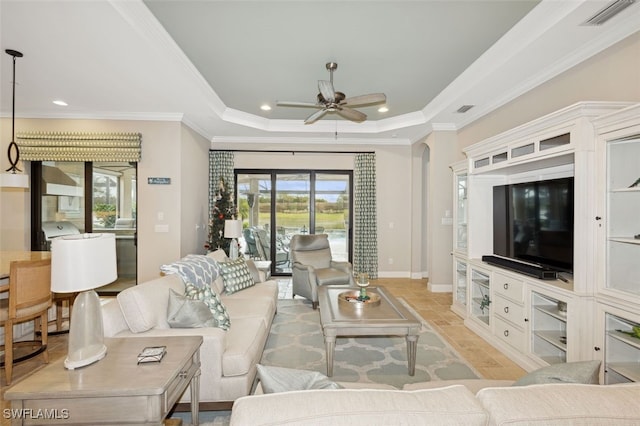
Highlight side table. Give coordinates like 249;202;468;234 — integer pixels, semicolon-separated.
4;336;202;426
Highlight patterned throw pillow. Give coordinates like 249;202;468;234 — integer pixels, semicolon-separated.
184;283;231;331
160;254;220;289
218;258;256;294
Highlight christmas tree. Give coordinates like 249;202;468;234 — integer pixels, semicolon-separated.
206;177;237;255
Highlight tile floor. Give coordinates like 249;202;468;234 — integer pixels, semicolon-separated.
1;278;526;425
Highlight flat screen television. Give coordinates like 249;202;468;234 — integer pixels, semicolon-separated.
492;177;574;274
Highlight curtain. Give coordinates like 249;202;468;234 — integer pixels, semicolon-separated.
353;152;378;278
208;151;235;248
16;132;141;162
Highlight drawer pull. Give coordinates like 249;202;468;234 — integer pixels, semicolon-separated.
179;371;188;379
504;306;509;314
503;283;509;290
503;330;509;337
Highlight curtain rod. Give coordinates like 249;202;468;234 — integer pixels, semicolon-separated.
210;149;375;155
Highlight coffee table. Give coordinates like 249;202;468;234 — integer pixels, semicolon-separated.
4;336;202;426
318;286;421;377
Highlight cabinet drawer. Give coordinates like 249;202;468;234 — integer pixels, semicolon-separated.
494;316;526;352
493;294;525;325
493;272;524;302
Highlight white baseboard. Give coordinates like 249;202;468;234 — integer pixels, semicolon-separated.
428;283;453;293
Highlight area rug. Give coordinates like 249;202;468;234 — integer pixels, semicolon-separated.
173;297;481;425
260;298;481;389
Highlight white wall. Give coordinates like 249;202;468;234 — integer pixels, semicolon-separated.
0;117;209;282
458;31;640;151
215;142;415;277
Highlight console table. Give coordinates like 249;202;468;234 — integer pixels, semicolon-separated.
4;336;202;426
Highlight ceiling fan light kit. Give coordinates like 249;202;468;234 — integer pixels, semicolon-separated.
277;62;387;124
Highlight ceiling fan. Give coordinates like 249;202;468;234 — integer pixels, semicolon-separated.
276;62;387;124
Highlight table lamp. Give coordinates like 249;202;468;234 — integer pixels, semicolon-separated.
51;233;117;369
224;219;243;260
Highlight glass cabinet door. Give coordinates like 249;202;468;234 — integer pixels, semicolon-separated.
605;137;640;297
455;172;468;252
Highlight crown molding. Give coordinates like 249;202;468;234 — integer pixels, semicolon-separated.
211;135;411;146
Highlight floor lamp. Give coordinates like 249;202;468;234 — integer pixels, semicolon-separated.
51;233;117;369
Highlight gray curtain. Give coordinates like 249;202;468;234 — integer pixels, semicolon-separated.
209;150;235;220
353;153;378;278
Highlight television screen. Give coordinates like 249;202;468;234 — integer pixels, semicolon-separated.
493;177;574;273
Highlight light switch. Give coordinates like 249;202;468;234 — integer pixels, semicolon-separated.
155;224;169;233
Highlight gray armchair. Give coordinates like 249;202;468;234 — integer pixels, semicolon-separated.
290;234;355;309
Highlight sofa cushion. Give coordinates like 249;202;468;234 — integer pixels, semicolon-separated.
117;274;184;333
403;379;515;394
230;385;488;426
167;288;216;328
184;283;231;331
512;360;600;386
160;254;219;289
223;317;268;377
256;365;343;393
219;258;256;294
477;383;640;425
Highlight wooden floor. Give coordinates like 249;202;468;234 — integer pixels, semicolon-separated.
0;278;526;425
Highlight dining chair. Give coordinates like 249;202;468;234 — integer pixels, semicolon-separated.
0;259;53;385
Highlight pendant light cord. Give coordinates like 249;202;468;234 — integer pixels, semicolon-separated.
5;49;22;174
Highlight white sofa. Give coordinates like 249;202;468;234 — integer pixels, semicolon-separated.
100;250;278;406
230;379;640;425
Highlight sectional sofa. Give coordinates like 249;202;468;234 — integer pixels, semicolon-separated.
100;249;278;407
230;379;640;425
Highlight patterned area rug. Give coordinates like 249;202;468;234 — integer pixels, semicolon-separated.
174;297;480;425
260;298;480;388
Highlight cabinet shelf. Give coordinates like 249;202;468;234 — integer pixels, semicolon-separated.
534;330;567;351
534;305;568;322
608;330;640;350
610;187;640;193
609;237;640;245
607;362;640;382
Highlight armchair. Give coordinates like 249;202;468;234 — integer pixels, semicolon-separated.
290;234;355;309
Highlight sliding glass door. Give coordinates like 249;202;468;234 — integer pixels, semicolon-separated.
236;170;352;275
31;161;137;293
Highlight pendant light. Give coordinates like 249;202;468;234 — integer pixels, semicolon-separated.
1;49;29;188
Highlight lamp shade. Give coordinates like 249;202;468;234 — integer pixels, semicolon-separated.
51;233;117;293
224;219;243;239
0;172;29;188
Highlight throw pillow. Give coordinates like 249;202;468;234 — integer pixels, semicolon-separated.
167;289;215;328
184;283;231;331
244;258;262;283
256;365;344;394
160;254;220;289
218;258;256;294
512;360;601;386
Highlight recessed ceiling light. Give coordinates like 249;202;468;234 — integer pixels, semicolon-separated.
378;106;389;113
53;100;68;106
260;104;271;111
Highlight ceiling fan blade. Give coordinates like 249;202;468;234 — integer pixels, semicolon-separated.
304;108;328;124
276;100;322;108
337;107;366;122
318;80;335;103
342;93;386;107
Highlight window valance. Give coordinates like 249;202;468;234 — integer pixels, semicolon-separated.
16;132;142;162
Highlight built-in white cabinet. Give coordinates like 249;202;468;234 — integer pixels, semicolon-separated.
592;104;640;384
469;266;491;328
451;256;468;317
452;102;638;374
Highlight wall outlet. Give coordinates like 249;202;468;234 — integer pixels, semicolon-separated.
388;258;394;265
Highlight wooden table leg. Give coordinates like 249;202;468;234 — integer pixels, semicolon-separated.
191;368;201;426
406;335;419;376
324;335;336;377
